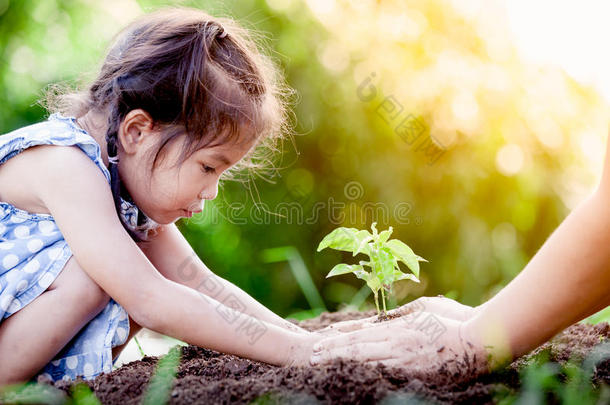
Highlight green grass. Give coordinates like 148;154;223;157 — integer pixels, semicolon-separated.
140;345;182;405
261;246;327;313
0;381;67;405
495;343;610;404
0;344;183;405
584;306;610;325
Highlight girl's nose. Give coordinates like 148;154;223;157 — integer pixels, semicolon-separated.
200;181;219;201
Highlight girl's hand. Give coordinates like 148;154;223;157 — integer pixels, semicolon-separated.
310;315;489;382
287;332;325;367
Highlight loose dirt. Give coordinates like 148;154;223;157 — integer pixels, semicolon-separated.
45;311;610;404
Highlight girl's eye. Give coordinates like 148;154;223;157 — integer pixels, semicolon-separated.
202;164;216;174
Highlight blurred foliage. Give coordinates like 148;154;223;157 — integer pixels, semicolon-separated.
1;0;609;317
494;344;610;404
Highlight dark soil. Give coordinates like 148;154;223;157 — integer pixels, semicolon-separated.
43;312;610;404
372;311;402;323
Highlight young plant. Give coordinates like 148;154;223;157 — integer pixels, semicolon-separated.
317;222;426;316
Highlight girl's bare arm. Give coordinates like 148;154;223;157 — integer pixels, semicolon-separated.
35;146;316;366
139;223;307;333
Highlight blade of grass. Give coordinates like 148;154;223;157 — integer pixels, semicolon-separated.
261;246;326;311
348;284;371;309
134;336;146;357
71;382;101;405
140;346;181;405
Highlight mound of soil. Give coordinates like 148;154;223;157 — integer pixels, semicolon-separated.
47;311;610;404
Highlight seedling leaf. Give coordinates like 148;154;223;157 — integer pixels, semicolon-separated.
316;223;425;316
317;227;358;251
317;227;372;256
378;226;393;244
377;247;395;285
416;255;428;262
364;272;382;293
394;269;420;283
386;239;421;277
347;267;381;292
352;268;371;281
353;235;374;256
326;263;364;278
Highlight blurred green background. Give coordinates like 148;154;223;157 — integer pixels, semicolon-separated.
1;0;609;319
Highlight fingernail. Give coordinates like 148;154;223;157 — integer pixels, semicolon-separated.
310;355;319;365
313;344;321;352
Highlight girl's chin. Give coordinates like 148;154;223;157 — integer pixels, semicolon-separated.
180;209;194;219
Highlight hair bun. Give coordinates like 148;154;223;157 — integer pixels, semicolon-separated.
217;23;228;38
204;20;227;39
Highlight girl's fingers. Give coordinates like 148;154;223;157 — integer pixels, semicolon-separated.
314;324;394;352
310;342;397;365
319;317;376;333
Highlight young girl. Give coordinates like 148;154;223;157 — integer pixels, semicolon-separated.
0;8;320;384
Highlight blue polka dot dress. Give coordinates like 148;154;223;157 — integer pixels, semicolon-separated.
0;113;161;382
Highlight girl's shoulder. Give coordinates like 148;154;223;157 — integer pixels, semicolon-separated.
0;114;110;181
0;114;112;217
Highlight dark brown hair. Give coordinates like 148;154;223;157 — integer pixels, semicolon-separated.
45;7;291;242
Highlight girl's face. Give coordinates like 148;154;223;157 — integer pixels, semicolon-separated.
120;123;256;225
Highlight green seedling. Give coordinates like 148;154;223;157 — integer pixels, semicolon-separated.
317;222;426;316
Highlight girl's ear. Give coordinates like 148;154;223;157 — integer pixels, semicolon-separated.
118;109;155;155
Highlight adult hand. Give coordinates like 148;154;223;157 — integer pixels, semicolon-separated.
310;314;489;382
390;296;480;322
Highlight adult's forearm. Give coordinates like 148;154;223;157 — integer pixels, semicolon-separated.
466;192;610;363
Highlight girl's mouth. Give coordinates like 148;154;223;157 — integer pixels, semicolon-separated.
184;209;203;218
